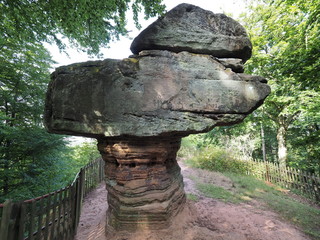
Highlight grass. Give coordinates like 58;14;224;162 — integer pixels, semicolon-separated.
196;183;240;203
186;193;199;201
191;171;320;239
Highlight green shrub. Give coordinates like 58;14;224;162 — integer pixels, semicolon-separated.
177;135;200;158
187;146;251;174
69;140;100;173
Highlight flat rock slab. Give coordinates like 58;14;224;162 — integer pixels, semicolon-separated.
131;3;252;62
45;50;270;138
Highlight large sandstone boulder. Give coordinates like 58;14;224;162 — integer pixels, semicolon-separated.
45;50;269;138
131;4;252;62
44;3;270;235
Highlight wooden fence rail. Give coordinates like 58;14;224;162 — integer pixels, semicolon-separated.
245;159;320;202
0;158;105;240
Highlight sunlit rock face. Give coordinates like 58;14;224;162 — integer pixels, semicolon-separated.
44;3;270;234
130;3;252;62
45;50;269;138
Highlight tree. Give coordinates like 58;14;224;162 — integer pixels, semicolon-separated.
198;114;263;161
198;0;319;174
240;0;320;171
0;0;165;55
0;0;166;201
0;29;78;200
0;126;72;202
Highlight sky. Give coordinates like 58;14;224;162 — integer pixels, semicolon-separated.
49;0;247;145
47;0;247;69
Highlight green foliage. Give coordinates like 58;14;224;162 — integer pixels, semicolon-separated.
243;0;320;172
186;146;251;174
244;0;320;89
177;135;202;158
0;24;74;202
202;115;266;161
201;0;320;174
68;140;100;175
0;126;72;202
0;0;165;202
0;0;166;55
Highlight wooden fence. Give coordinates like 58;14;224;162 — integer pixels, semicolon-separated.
245;160;320;202
0;158;105;240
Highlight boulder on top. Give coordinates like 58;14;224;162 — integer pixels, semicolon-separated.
130;3;252;62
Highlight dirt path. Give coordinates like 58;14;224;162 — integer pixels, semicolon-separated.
75;161;311;240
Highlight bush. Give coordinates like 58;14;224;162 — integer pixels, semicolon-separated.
187;146;251;174
177;136;198;158
68;140;101;174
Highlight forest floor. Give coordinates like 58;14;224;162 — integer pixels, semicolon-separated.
74;160;315;240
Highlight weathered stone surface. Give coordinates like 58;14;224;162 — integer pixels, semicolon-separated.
130;4;252;62
44;3;271;235
216;58;244;73
237;73;268;83
97;136;185;231
44;50;270;138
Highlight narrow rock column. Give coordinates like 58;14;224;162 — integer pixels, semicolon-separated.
97;136;186;231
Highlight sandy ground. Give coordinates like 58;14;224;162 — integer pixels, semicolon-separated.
74;161;311;240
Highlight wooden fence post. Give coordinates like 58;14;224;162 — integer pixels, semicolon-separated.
0;158;105;240
265;161;270;182
17;203;26;240
0;200;12;240
0;200;25;240
74;169;84;232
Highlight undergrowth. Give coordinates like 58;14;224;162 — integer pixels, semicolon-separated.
185;146;251;174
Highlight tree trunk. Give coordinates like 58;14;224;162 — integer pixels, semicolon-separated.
260;123;267;162
277;124;287;167
3;163;9;195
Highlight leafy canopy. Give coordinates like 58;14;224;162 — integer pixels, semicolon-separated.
0;0;166;55
193;0;320;174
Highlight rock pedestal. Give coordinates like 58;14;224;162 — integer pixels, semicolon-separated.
97;136;185;231
44;3;271;235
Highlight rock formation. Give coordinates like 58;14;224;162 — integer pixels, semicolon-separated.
44;3;270;235
130;4;252;62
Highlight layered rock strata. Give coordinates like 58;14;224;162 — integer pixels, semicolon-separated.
44;3;271;234
45;50;269;138
97;137;185;231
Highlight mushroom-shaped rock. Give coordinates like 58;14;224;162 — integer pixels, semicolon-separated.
44;4;270;236
130;4;252;62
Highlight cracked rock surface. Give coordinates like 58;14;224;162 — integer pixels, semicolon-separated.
130;3;253;62
45;50;269;138
44;3;271;234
